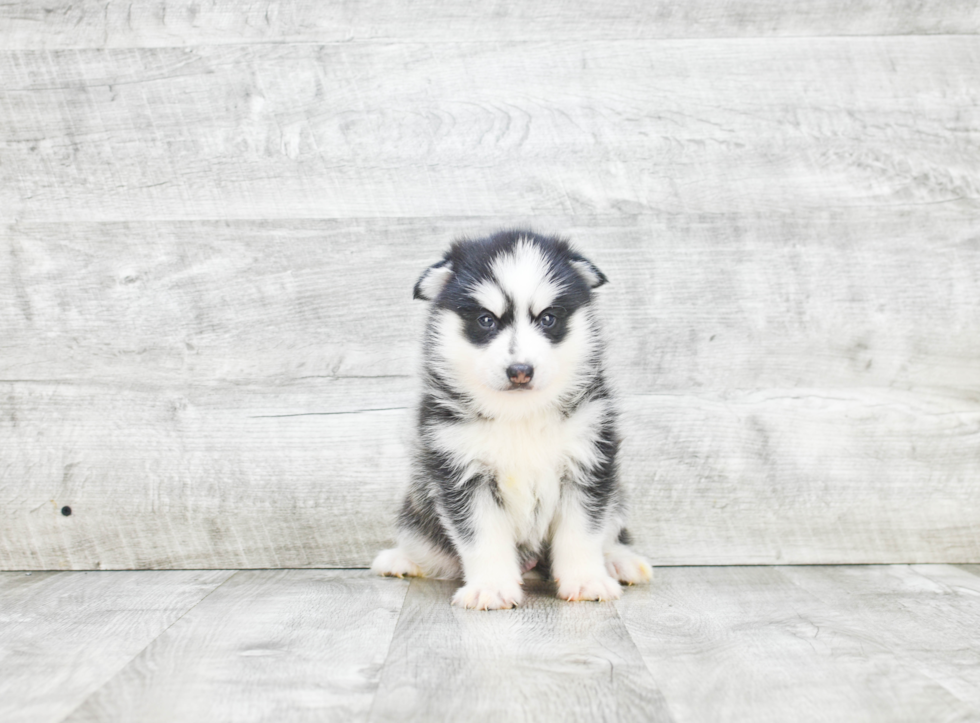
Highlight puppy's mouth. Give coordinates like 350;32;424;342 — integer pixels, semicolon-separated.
505;382;534;392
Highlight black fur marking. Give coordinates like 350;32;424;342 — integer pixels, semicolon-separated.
617;528;633;546
418;390;462;426
459;300;515;347
397;483;456;556
439;471;486;544
576;415;622;533
428;230;602;345
408;445;503;548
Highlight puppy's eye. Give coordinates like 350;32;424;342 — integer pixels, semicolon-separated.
477;313;496;329
539;312;557;328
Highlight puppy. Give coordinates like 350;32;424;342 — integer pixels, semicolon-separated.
372;230;651;609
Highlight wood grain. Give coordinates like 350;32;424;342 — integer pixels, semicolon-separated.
4;212;979;391
64;570;409;723
369;576;674;723
1;0;978;49
2;38;978;223
616;566;980;722
0;569;233;723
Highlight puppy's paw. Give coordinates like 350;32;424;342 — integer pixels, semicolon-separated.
556;573;622;602
452;579;524;610
605;549;653;585
371;548;424;578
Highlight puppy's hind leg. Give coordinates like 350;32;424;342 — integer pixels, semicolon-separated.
371;546;423;578
604;534;653;586
371;532;461;580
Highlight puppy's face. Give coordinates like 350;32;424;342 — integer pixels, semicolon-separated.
415;234;606;418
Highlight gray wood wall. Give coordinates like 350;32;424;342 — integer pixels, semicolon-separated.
2;1;979;569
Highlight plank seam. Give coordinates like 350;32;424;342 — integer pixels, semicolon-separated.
365;576;424;722
53;570;240;723
612;592;681;722
6;33;980;52
955;565;980;580
249;406;408;418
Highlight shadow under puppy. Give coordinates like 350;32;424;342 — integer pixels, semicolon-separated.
372;230;651;609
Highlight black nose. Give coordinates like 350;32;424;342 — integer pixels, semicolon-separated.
507;363;534;385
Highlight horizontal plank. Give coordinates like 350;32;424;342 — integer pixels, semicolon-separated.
1;0;978;49
0;570;233;723
0;381;411;569
4;212;979;393
2;381;977;569
621;390;980;565
2;38;978;222
616;566;980;722
369;577;673;723
64;570;409;723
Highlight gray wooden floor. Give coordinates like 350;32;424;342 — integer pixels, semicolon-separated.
3;565;979;722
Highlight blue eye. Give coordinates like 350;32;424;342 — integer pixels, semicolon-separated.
478;313;496;329
539;312;557;328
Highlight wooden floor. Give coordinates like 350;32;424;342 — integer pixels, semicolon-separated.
3;565;980;722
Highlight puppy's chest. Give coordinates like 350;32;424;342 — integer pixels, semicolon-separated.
443;411;598;531
479;417;566;487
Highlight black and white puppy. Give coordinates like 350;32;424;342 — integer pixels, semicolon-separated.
372;230;651;609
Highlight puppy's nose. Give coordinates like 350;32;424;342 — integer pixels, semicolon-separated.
507;363;534;385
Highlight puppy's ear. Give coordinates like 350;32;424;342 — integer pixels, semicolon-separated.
569;253;608;289
413;258;454;301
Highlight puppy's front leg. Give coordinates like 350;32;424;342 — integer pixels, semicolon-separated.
447;483;523;610
551;489;622;602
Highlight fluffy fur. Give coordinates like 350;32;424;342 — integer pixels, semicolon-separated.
372;230;652;609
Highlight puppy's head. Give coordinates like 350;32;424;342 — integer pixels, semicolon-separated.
415;231;607;418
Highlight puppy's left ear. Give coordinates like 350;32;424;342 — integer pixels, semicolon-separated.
413;257;454;301
570;253;608;289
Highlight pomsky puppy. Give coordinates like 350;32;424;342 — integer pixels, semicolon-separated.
372;230;652;609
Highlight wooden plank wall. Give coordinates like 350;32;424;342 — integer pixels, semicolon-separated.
1;2;978;569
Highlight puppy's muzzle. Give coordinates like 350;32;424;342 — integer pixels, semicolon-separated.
506;363;534;387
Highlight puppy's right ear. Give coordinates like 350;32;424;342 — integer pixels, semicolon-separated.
413;258;454;301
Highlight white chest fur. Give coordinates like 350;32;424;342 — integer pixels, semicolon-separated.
428;399;609;544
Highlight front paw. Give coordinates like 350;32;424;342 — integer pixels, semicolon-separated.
452;579;524;610
556;573;622;602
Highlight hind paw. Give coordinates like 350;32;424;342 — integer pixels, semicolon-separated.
605;549;653;585
371;548;424;578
